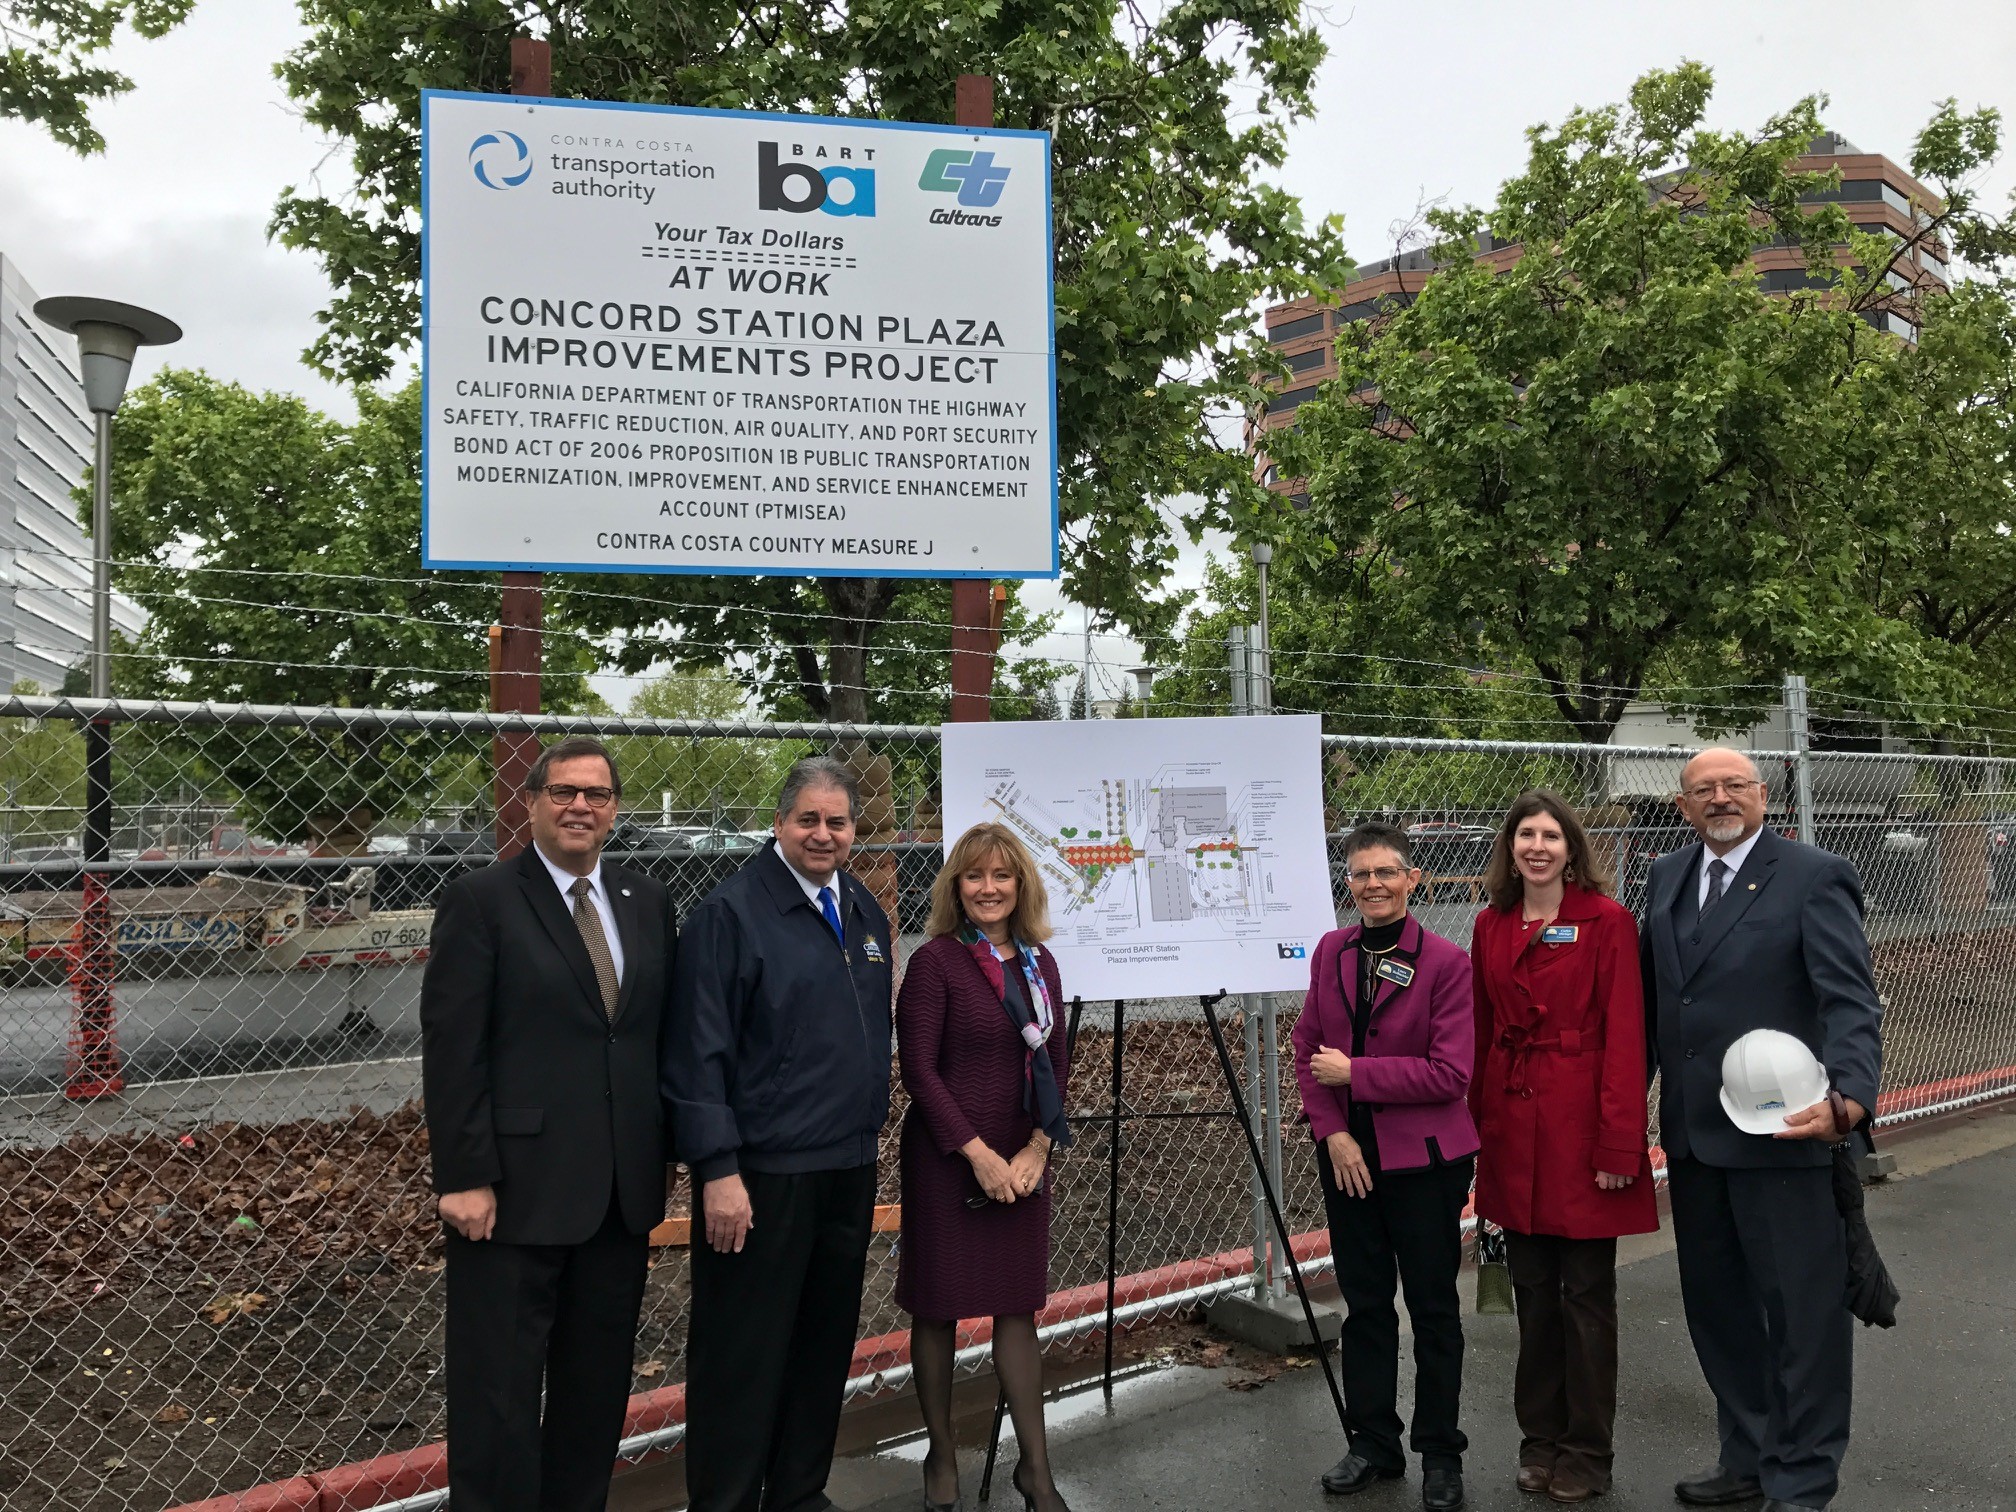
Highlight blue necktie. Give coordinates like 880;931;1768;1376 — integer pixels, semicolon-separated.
819;886;844;944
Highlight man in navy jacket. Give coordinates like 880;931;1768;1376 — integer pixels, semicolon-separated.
667;755;894;1512
1642;748;1883;1512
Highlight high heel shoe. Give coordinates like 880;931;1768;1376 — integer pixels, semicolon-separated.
1012;1463;1071;1512
921;1449;962;1512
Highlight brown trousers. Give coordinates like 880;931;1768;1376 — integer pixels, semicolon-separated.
1507;1232;1620;1490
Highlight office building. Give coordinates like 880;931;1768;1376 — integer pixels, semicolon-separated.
0;253;146;691
1253;135;1949;504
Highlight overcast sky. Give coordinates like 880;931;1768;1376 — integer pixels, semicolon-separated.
2;0;2012;708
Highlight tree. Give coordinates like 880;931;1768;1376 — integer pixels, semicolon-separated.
99;371;593;844
1273;66;1995;744
610;667;805;830
1834;276;2016;746
0;0;193;152
1149;555;1577;740
571;575;1066;727
1027;680;1062;721
271;0;1348;717
1067;671;1090;722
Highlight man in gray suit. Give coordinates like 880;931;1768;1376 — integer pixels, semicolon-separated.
1642;747;1883;1512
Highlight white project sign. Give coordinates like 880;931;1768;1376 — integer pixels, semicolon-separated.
940;716;1336;1001
419;91;1057;578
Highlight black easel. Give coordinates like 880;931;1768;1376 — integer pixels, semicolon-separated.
1197;990;1350;1434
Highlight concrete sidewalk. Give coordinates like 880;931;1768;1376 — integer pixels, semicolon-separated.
840;1108;2016;1512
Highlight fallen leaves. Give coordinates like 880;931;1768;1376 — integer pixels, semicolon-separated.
201;1292;267;1325
153;1403;190;1424
635;1359;665;1378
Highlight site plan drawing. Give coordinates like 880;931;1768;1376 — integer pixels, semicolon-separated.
940;715;1333;1000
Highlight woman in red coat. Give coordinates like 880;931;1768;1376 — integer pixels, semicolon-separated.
898;822;1073;1512
1470;790;1656;1504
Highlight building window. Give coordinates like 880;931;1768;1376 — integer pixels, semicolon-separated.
1266;384;1319;415
1266;313;1326;344
1285;346;1328;374
1760;267;1831;293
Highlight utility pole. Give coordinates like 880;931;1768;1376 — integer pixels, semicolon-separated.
946;73;1000;722
491;35;551;859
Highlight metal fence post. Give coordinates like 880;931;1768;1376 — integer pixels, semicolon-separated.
1228;629;1271;1299
1785;673;1818;847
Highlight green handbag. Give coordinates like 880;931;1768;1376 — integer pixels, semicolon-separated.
1475;1222;1515;1315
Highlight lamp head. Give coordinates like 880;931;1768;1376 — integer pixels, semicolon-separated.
32;297;181;415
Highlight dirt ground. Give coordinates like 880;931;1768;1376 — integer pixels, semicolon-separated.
3;932;2013;1512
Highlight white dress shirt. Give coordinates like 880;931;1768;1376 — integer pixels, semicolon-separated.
534;843;626;984
776;842;843;925
1698;827;1764;910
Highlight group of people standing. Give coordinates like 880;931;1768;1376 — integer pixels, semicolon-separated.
419;736;1881;1512
421;742;1076;1512
1295;747;1881;1512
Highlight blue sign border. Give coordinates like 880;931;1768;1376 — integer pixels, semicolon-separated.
419;88;1059;580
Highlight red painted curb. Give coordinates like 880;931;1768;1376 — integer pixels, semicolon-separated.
168;1477;321;1512
1876;1063;2016;1116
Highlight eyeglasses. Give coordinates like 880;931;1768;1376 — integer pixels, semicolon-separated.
540;784;616;808
1346;865;1410;885
1681;778;1759;803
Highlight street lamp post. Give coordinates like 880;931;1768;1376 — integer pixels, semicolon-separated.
32;296;181;1099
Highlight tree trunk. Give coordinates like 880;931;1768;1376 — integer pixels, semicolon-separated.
819;578;897;726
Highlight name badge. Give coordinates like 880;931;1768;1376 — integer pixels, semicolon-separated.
1374;958;1415;988
861;936;887;963
1541;924;1579;945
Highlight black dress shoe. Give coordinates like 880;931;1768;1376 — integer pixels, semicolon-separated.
1674;1465;1764;1505
1322;1453;1403;1495
1422;1468;1465;1510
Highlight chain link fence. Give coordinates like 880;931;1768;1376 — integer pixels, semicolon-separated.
3;696;2014;1511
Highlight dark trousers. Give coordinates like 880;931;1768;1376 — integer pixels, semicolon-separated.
1316;1140;1474;1472
1667;1157;1854;1508
1506;1232;1619;1489
686;1164;876;1512
443;1191;650;1512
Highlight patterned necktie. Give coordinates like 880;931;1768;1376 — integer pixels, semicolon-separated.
568;877;620;1017
1701;857;1731;919
819;886;844;945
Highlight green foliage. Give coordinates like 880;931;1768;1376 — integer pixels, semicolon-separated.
0;0;194;152
1149;557;1576;740
608;667;805;827
1271;66;2012;745
566;573;1065;727
272;0;1348;675
1832;276;2016;745
99;371;593;843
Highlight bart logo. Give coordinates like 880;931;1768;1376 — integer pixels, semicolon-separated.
758;142;876;217
1277;942;1308;960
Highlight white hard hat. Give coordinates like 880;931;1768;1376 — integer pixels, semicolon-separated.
1719;1029;1830;1135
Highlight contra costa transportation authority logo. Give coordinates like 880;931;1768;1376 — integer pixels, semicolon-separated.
469;131;533;189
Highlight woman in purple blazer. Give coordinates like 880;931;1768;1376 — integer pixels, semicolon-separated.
1291;820;1479;1512
897;822;1073;1512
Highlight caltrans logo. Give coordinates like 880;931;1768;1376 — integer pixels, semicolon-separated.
919;149;1011;208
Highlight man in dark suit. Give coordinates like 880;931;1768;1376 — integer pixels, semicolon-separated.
666;755;895;1512
421;736;676;1512
1642;747;1883;1512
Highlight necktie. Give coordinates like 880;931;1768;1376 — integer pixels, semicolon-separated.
568;877;620;1017
1701;857;1731;919
819;886;844;944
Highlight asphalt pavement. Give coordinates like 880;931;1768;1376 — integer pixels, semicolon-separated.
836;1109;2016;1512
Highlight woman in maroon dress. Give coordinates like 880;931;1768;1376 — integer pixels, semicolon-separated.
898;821;1072;1512
1470;790;1657;1503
